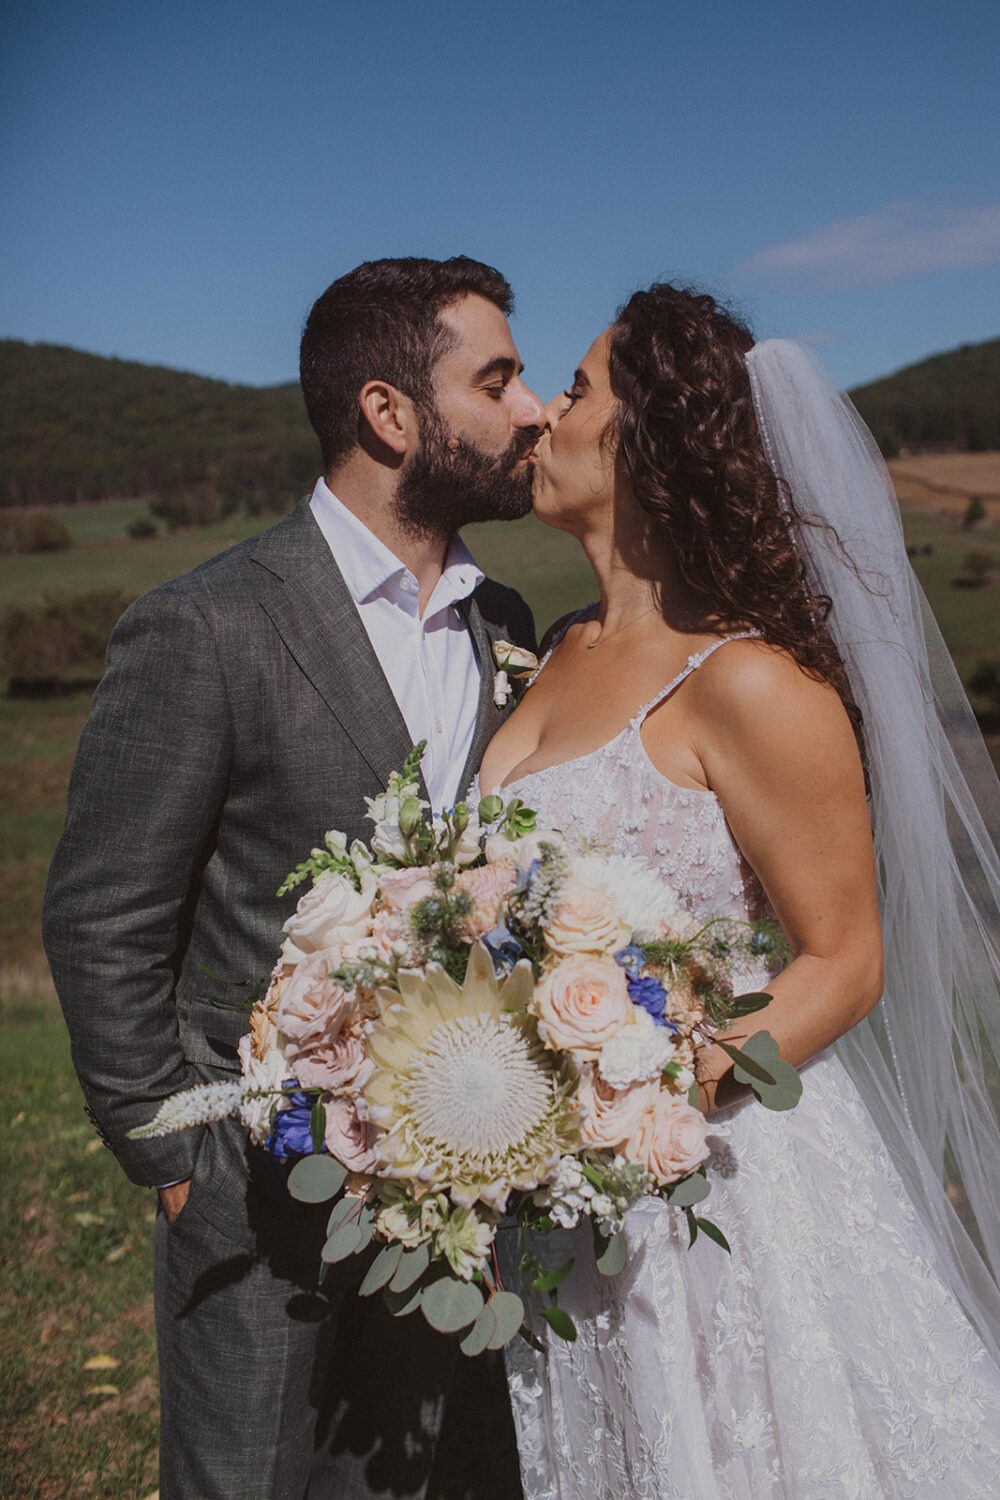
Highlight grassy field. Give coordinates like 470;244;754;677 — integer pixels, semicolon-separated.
1;488;997;1497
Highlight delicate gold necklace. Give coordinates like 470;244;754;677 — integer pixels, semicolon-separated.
585;605;660;649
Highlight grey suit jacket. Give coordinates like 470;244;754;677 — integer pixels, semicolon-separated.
43;498;535;1190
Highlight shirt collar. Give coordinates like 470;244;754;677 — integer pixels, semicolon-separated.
309;478;483;611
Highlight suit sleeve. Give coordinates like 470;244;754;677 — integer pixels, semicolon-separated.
43;586;234;1187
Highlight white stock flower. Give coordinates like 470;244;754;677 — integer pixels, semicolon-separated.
435;1206;496;1279
493;670;512;708
598;1008;677;1088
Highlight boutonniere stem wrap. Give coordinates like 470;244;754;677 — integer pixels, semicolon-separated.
492;640;539;708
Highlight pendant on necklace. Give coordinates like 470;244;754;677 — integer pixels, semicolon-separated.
586;640;599;649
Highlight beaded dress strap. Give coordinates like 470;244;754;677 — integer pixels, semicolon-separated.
632;631;762;724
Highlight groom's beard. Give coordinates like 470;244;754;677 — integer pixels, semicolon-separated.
393;404;539;540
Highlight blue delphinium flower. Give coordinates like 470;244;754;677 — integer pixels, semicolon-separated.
750;927;776;956
265;1088;322;1160
482;923;526;976
615;944;647;980
627;976;678;1032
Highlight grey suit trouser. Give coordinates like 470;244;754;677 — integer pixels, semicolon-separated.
153;1110;522;1499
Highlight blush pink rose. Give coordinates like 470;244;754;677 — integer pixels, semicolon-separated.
293;1017;374;1093
377;867;436;913
454;860;519;941
323;1097;379;1173
277;948;353;1047
534;954;632;1057
544;881;631;957
280;872;375;962
628;1090;711;1186
577;1065;657;1151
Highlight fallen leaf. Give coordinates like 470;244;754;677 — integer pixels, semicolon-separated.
83;1355;120;1371
141;1491;160;1500
105;1245;128;1263
85;1139;103;1154
86;1384;120;1397
12;1111;26;1127
73;1212;106;1228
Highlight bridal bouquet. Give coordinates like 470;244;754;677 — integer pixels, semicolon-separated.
132;745;800;1353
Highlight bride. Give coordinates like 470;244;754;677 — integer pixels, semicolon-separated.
478;283;1000;1497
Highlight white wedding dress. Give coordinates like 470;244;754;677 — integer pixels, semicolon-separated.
494;638;1000;1500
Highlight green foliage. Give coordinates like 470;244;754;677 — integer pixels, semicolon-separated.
0;338;319;514
1;589;132;694
0;509;72;553
849;338;1000;457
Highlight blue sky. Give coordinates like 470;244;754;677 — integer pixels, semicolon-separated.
2;0;998;399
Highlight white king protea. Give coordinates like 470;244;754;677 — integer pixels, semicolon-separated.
363;943;579;1211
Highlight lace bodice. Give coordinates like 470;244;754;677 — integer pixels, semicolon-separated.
485;631;770;928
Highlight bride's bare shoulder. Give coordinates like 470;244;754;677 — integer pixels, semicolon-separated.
692;636;854;746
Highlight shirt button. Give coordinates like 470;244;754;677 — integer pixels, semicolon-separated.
400;576;416;592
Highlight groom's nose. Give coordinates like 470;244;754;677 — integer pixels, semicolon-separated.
510;379;547;430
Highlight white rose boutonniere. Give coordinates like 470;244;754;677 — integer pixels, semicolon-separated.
492;639;539;708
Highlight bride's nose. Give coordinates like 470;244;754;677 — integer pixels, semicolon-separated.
544;393;564;429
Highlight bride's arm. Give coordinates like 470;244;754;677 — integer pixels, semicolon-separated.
681;641;883;1115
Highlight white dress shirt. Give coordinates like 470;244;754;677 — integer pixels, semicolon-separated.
309;478;484;811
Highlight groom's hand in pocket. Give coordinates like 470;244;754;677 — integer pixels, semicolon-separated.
159;1179;192;1224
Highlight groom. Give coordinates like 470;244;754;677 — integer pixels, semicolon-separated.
43;256;543;1498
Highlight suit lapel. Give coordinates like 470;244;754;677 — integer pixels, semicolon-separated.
457;593;512;798
250;502;420;792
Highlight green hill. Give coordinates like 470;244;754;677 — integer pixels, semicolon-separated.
0;340;319;511
3;334;999;511
848;338;1000;457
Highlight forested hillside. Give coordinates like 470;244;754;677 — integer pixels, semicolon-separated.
3;334;999;511
848;338;1000;457
0;341;318;510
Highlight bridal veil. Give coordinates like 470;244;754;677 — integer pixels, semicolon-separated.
746;340;1000;1357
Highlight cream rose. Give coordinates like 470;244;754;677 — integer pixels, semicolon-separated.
492;639;538;675
544;881;631;957
534;954;632;1056
276;948;353;1047
280;871;376;963
484;827;570;867
629;1090;711;1186
577;1064;657;1151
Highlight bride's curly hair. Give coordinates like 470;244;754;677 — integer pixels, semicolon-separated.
608;282;865;759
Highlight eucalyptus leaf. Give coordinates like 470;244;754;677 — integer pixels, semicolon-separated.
531;1258;574;1292
666;1173;710;1207
694;1216;732;1254
715;1038;776;1086
485;1291;525;1349
595;1232;627;1277
321;1219;364;1264
327;1196;364;1237
358;1243;404;1296
389;1241;431;1293
459;1303;498;1357
383;1281;425;1317
732;1031;803;1111
540;1305;577;1343
288;1154;347;1204
420;1277;484;1334
688;1081;701;1109
728;992;772;1016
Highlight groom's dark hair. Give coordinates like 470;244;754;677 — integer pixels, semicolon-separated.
300;256;514;470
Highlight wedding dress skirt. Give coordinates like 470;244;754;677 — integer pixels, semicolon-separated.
492;664;1000;1499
